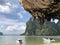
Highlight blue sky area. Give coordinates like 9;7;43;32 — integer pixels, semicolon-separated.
0;0;31;34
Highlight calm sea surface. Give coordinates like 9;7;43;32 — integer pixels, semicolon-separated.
0;36;60;45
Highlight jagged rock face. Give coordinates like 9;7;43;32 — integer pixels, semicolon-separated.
20;0;60;24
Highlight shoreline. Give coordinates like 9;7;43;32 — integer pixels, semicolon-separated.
42;42;60;45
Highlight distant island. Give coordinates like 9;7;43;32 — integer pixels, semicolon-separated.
0;32;3;35
24;17;60;36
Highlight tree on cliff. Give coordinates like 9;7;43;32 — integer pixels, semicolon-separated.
40;22;58;36
26;17;59;36
25;18;37;35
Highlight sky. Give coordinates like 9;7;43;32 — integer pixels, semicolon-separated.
0;0;31;34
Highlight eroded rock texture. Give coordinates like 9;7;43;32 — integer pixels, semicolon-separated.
20;0;60;24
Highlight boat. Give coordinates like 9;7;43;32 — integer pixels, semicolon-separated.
42;38;55;43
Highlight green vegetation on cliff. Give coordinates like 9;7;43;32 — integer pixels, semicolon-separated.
25;18;60;36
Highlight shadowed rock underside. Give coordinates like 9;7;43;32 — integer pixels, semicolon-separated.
20;0;60;24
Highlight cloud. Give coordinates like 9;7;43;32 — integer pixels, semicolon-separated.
0;15;26;34
6;23;26;32
20;6;24;9
5;2;12;6
0;5;11;13
21;10;28;14
6;25;18;31
12;4;19;8
0;22;26;34
17;13;23;19
5;22;26;34
0;16;18;24
0;23;26;34
0;0;19;13
0;0;11;13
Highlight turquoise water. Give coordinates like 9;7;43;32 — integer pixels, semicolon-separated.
0;36;60;45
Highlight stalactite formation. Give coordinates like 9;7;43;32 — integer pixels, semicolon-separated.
20;0;60;24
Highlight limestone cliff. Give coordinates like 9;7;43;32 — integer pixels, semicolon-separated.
20;0;60;24
25;18;60;36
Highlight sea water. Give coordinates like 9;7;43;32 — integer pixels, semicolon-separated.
0;36;60;45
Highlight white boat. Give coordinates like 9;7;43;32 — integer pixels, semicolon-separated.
42;38;55;43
